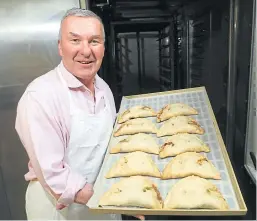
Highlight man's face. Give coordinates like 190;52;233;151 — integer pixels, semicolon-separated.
58;16;105;82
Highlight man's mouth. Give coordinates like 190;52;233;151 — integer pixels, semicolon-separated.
78;61;93;64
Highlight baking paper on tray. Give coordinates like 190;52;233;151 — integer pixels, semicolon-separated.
88;88;239;212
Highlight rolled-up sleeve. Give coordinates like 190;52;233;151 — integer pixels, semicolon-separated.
15;90;87;206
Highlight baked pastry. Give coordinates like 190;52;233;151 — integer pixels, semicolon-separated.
157;116;204;137
162;152;220;180
105;151;161;178
110;133;159;154
118;105;157;124
99;176;163;209
114;118;158;137
157;103;198;122
163;175;229;209
159;133;210;158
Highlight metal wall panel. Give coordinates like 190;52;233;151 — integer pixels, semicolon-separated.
0;166;11;219
0;0;80;219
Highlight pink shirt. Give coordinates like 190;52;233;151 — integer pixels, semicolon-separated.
15;62;117;205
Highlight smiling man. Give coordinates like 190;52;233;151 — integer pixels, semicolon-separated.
15;8;144;220
59;14;105;93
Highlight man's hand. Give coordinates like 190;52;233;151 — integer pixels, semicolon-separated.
124;215;145;220
56;183;94;210
57;184;145;221
74;183;94;205
133;215;145;220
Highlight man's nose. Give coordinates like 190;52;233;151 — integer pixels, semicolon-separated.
80;41;91;57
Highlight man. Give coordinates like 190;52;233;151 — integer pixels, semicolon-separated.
15;8;144;220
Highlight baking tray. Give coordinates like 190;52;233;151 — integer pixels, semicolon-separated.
87;87;247;216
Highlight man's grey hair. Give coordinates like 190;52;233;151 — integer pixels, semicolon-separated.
58;8;105;41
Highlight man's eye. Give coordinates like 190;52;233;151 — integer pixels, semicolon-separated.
91;39;99;44
72;39;80;43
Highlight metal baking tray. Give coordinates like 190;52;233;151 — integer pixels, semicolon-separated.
87;87;247;216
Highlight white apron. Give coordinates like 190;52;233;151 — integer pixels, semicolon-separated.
25;68;122;220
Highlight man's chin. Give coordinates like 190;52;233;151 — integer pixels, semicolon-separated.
75;71;96;82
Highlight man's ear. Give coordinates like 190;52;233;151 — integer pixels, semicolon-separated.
58;40;63;57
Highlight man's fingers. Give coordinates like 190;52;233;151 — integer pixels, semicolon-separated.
134;215;145;220
124;214;145;220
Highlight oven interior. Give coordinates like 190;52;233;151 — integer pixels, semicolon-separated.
93;0;231;135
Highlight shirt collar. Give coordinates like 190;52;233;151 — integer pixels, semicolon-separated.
58;61;100;90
